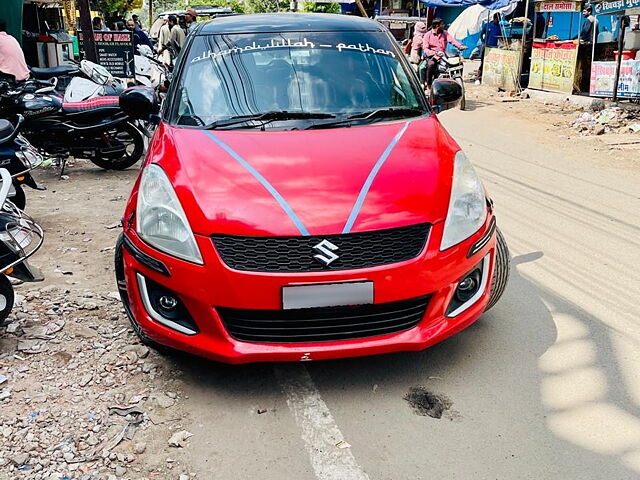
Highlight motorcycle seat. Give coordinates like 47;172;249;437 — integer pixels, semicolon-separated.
30;65;80;79
62;96;121;115
0;120;14;139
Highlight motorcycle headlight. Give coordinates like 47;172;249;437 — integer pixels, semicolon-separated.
136;164;203;264
440;151;487;251
15;146;43;168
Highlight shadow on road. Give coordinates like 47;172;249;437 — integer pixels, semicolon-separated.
168;251;638;478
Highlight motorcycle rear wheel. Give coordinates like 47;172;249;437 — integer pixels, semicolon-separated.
0;275;15;323
455;76;466;111
90;122;144;171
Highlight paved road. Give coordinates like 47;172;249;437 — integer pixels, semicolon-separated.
176;102;640;479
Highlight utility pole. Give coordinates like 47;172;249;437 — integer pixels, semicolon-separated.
77;0;97;63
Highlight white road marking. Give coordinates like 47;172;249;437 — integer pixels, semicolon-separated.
274;364;370;480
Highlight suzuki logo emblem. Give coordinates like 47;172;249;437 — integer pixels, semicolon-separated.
312;239;339;267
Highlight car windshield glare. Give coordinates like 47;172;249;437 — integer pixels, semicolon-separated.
173;31;425;128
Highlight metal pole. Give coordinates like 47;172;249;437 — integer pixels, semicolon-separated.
149;0;153;30
517;0;531;90
355;0;369;17
612;17;628;102
77;0;97;63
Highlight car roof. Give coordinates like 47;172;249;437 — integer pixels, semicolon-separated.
197;13;386;35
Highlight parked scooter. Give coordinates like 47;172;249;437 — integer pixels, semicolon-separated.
0;116;44;210
0;78;150;171
0;167;44;322
63;60;127;103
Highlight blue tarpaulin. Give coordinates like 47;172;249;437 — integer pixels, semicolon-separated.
418;0;519;9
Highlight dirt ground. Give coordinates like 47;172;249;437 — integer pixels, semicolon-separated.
0;83;638;479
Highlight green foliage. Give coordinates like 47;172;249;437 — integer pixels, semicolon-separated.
175;0;246;13
244;0;291;13
301;2;341;13
98;0;137;15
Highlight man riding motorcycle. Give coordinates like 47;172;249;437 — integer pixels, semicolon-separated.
421;18;467;89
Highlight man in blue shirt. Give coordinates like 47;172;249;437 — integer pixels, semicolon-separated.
576;6;598;42
484;13;502;48
126;19;153;52
477;14;502;82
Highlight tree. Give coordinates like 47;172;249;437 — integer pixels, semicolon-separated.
175;0;246;13
97;0;142;16
301;2;341;14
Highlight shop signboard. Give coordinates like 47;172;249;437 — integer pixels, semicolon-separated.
593;0;640;14
529;41;579;94
590;60;640;98
77;31;135;78
535;1;582;12
482;47;521;91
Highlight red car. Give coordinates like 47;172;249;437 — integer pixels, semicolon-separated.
115;14;509;364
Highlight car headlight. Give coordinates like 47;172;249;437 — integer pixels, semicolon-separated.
136;164;203;264
440;151;487;251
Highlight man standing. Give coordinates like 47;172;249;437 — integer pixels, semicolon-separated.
132;14;143;30
422;18;467;88
0;20;29;82
577;6;598;42
167;15;186;58
185;8;198;35
477;13;501;82
157;17;172;66
127;19;153;51
92;16;110;32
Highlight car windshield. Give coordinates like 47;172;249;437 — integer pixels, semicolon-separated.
172;31;426;129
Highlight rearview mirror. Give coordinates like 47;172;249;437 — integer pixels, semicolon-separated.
430;79;462;112
119;86;159;120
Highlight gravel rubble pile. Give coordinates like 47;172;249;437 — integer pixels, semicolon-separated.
0;286;194;480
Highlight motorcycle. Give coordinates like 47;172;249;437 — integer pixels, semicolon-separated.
419;48;467;111
0;116;45;210
0;78;148;172
0;165;44;322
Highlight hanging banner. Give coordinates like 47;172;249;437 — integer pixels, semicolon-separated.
593;0;640;14
482;47;522;91
63;0;76;29
77;31;135;78
590;61;640;98
529;41;578;94
535;1;582;11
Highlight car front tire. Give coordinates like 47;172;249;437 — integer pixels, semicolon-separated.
485;227;510;311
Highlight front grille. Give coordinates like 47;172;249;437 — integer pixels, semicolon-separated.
218;295;430;343
212;223;430;272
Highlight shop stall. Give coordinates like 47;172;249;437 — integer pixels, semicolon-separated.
590;0;640;99
527;0;594;94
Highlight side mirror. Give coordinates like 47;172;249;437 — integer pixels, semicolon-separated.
430;79;462;112
119;86;160;120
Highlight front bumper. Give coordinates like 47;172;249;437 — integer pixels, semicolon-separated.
119;216;496;364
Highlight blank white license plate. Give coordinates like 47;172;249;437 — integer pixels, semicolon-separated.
282;281;373;310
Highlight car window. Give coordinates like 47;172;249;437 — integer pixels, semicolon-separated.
172;31;425;128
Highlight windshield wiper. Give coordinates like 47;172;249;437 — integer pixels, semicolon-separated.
204;111;335;129
346;107;425;121
305;107;425;130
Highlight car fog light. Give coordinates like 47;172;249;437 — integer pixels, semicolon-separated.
455;271;481;302
159;295;178;311
137;274;199;335
446;254;491;317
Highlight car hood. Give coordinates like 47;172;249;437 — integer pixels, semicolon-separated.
151;116;460;236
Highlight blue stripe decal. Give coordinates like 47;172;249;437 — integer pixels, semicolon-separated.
342;121;411;234
203;130;310;236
